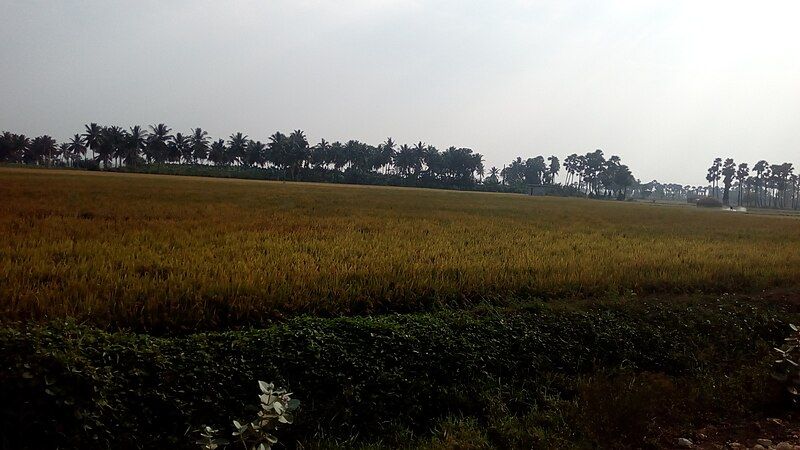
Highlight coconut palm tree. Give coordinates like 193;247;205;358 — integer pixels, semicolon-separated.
244;140;266;167
208;139;227;166
83;123;102;162
66;134;86;166
227;133;249;166
58;142;70;166
95;126;124;169
189;128;209;163
169;133;190;163
310;139;330;169
28;135;58;166
118;126;146;167
145;124;172;163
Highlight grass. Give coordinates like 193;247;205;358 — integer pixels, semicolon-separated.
2;166;800;330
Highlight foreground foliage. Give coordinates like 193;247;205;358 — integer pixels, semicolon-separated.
3;168;800;330
775;324;800;404
0;298;795;449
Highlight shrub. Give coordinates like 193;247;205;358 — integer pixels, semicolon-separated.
0;299;793;449
696;196;723;208
196;381;299;450
774;324;800;405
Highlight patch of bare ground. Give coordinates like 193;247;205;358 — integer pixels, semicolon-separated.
668;415;800;449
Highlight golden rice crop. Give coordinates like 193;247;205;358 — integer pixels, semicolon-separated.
2;167;799;329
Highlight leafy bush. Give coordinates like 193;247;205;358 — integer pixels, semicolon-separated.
196;381;299;450
0;299;793;449
696;196;723;208
774;324;800;404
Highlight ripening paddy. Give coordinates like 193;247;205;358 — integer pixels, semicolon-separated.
2;167;799;329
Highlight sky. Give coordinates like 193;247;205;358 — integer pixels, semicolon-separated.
1;0;799;185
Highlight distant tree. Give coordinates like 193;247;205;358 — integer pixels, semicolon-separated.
58;142;70;165
376;138;395;174
244;140;266;168
267;132;290;174
83;123;102;162
145;124;172;164
582;149;605;196
706;157;722;199
189;128;209;163
721;158;736;205
169;133;190;163
485;166;500;185
28;135;58;166
65;134;87;166
474;153;485;182
393;144;417;177
96;126;124;169
0;132;17;162
122;126;147;167
287;130;310;179
546;156;560;184
613;164;634;199
771;162;794;208
208;139;227;166
752;160;769;207
227;132;248;166
563;153;579;187
310;139;330;169
524;156;546;185
735;162;749;206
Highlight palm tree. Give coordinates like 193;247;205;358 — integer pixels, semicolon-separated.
706;158;722;199
287;130;309;179
58;143;70;166
95;126;124;169
0;132;15;162
721;158;736;205
169;133;190;163
244;140;266;167
485;166;500;185
189;128;209;163
227;133;249;166
83;123;102;162
752;160;769;207
547;156;560;184
735;162;749;206
146;124;172;163
208;139;227;166
28;135;58;166
377;138;395;174
66;134;87;166
12;134;30;164
310;139;330;169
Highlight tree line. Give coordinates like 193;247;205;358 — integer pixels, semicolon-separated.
1;123;644;197
703;157;799;209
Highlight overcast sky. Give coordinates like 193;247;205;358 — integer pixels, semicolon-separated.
2;0;799;184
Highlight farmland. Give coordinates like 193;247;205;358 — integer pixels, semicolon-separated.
3;166;800;449
2;167;800;330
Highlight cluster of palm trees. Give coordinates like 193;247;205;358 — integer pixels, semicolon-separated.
0;124;491;186
562;150;636;199
705;158;798;209
1;123;649;198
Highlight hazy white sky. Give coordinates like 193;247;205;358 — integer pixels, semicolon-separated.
2;0;799;184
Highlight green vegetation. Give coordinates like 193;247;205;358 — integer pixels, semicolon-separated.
2;167;799;448
1;124;641;197
3;168;800;330
1;297;795;449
